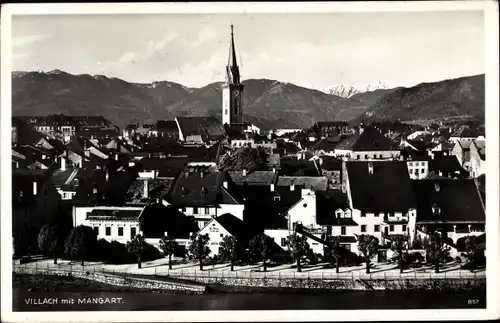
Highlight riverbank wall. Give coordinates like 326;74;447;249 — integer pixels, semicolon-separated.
13;267;206;294
186;276;486;292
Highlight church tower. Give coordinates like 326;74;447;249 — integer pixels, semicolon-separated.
222;25;244;126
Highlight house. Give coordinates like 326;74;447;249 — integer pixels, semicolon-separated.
469;140;485;178
123;124;138;140
73;206;144;244
317;156;343;188
196;213;247;256
139;203;199;252
12;169;62;256
311;137;342;156
429;153;468;179
449;126;481;144
163;170;245;229
175;117;225;144
451;140;472;169
125;178;175;205
412;179;485;254
334;126;400;160
344;161;417;250
148;120;179;140
405;156;429;180
312;121;350;138
277;176;328;191
51;161;82;200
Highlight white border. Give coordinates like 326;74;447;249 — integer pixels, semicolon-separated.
1;1;499;322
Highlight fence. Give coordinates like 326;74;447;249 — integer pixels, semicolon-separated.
13;262;484;281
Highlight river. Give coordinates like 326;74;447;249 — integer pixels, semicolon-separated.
13;288;486;311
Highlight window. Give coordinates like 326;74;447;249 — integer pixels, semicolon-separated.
402;225;407;232
409;162;413;166
356;155;360;160
365;154;368;159
421;168;425;174
410;169;413;174
93;227;99;236
361;225;366;232
379;154;383;159
131;227;137;237
341;226;346;235
220;233;224;238
205;207;210;215
281;238;287;247
274;195;281;202
118;227;124;236
303;203;308;208
389;225;394;232
225;109;228;115
105;227;111;236
193;207;198;214
374;225;380;232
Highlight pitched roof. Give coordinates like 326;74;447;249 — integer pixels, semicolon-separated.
319;156;343;171
12;169;52;207
312;138;340;152
429;155;466;175
51;168;81;188
346;161;416;212
451;126;480;138
139;203;199;239
277;176;328;191
316;190;354;226
412;179;485;223
228;170;278;186
166;171;241;207
87;209;142;221
215;213;246;237
154;120;179;133
335;127;399;151
125;178;175;203
176;117;225;142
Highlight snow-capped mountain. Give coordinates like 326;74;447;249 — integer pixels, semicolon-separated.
322;81;389;98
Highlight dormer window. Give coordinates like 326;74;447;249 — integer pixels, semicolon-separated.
273;195;281;202
200;186;207;197
181;187;187;196
432;203;441;215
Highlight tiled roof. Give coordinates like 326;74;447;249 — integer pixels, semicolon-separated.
228;170;278;186
139;203;199;239
176;117;225;142
429;155;465;174
166;171;241;207
12;169;51;206
412;179;485;223
319;156;343;171
215;213;246;237
316;190;353;226
86;209;142;221
346;161;416;212
451;126;480;138
125;178;175;202
335;127;399;151
154;120;179;133
277;176;328;191
51;168;81;188
311;138;340;152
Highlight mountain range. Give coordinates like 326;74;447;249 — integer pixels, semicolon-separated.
12;70;485;130
321;81;389;98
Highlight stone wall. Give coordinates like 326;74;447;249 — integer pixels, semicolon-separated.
185;276;485;292
13;267;205;293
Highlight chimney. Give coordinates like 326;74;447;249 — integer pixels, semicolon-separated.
272;167;276;173
61;156;66;171
319;157;323;166
143;180;149;198
115;153;119;161
270;183;275;192
42;154;46;160
290;181;295;191
368;162;374;175
242;169;247;177
16;161;19;169
200;171;204;178
105;170;110;181
33;181;38;196
223;181;228;189
189;232;194;239
79;157;83;169
164;231;168;237
434;183;441;192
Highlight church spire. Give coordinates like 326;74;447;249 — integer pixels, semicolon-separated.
226;24;240;85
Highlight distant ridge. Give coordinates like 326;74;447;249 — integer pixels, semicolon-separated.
12;70;484;130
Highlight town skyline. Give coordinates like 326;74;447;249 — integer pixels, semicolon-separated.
12;11;484;90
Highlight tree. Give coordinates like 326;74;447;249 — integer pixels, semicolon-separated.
126;234;148;269
188;234;210;271
64;225;97;266
38;224;63;264
218;146;269;172
219;235;238;271
285;234;310;272
325;235;342;273
389;235;408;273
357;234;379;274
464;235;478;272
411;234;424;249
249;234;274;272
159;235;179;270
425;232;448;273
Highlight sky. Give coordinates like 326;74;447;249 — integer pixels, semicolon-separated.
11;11;485;90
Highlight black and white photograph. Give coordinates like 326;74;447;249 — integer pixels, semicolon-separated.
1;1;499;322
